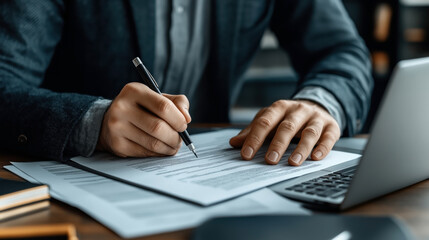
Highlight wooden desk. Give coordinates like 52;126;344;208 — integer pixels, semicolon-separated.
1;152;429;240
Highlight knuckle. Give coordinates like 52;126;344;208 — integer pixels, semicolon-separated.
302;126;320;138
330;123;341;135
257;107;267;115
295;101;305;109
317;143;330;153
252;109;265;122
270;140;286;150
157;99;173;114
106;116;121;130
298;102;312;112
255;117;272;130
149;120;164;135
246;134;262;146
313;111;325;119
279;120;297;132
312;120;324;127
169;147;180;156
123;82;139;94
149;138;162;151
273;99;288;108
178;94;189;104
296;145;311;156
323;131;339;142
112;100;127;113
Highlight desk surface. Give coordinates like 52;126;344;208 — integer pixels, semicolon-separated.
1;153;429;240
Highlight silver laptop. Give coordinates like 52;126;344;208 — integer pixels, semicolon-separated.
270;57;429;211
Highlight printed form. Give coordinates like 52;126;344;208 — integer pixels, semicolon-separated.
72;129;361;205
7;161;308;238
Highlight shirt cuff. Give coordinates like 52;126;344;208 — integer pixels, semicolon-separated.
292;86;346;134
65;99;112;157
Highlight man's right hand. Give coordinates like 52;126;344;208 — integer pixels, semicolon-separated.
96;82;191;158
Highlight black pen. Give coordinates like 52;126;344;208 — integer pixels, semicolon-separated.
132;57;198;158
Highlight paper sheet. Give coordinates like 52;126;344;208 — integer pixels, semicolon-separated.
7;161;308;238
72;129;361;205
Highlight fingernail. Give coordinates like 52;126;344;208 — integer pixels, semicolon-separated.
267;151;279;163
290;153;302;164
314;151;322;158
243;146;254;159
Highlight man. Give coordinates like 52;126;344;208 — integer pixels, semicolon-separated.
0;0;372;166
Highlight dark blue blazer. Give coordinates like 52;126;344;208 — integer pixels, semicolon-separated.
0;0;373;160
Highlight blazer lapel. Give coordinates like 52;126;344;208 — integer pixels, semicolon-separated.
127;0;155;73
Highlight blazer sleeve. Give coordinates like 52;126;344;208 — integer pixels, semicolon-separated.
0;0;98;160
270;0;373;136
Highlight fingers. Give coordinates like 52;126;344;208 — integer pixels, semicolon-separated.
311;124;340;160
110;138;166;158
122;83;187;132
240;101;290;160
288;123;339;166
128;107;181;148
97;82;190;158
125;140;166;158
229;108;267;148
98;104;181;157
126;121;180;155
164;94;192;123
235;100;341;166
287;119;324;166
229;127;251;148
265;112;313;165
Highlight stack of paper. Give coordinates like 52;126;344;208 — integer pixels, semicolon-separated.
5;130;360;238
6;161;308;238
72;130;361;205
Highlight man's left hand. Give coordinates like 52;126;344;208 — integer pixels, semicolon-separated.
229;100;341;166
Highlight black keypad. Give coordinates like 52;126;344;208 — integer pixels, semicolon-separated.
285;167;356;199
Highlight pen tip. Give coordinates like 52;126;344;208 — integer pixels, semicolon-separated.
187;144;198;158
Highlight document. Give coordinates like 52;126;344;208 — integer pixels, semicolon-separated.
72;129;361;205
6;161;308;238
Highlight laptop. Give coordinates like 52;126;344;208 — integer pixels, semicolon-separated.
270;57;429;211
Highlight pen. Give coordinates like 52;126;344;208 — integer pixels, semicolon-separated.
132;57;198;158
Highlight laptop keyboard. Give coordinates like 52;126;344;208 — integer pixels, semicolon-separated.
285;167;356;199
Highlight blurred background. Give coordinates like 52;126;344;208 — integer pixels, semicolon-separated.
230;0;429;133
